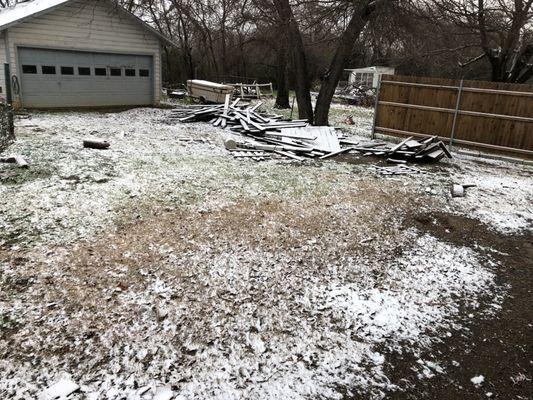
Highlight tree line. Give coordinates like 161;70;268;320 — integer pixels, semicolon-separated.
2;0;531;123
117;0;531;124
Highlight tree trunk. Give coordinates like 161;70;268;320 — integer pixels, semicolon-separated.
275;43;290;109
517;66;533;83
272;0;314;121
314;1;374;125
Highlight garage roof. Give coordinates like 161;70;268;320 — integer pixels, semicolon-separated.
0;0;177;47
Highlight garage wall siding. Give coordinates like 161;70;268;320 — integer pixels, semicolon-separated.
0;33;6;97
5;0;161;106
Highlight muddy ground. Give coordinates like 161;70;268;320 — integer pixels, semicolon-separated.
383;213;533;400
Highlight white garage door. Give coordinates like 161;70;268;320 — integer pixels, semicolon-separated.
18;47;154;108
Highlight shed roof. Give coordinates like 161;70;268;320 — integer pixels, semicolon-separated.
345;66;395;73
0;0;177;47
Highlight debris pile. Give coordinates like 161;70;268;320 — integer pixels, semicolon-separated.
355;136;452;163
169;99;342;161
169;98;452;164
334;83;376;106
170;99;307;132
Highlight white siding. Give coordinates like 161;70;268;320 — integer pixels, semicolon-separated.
0;32;6;98
4;0;162;106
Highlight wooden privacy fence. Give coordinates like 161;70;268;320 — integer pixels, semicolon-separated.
372;75;533;157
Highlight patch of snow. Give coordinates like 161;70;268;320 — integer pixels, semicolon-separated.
0;0;70;30
39;376;79;400
471;375;485;386
448;158;533;233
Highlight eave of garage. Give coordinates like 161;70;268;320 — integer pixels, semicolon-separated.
0;0;178;48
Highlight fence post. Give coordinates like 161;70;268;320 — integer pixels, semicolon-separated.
4;63;14;136
290;96;296;120
5;63;12;105
449;78;464;152
371;75;382;140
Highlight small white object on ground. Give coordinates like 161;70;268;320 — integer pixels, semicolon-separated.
451;184;465;198
471;375;485;386
40;379;79;399
153;385;174;400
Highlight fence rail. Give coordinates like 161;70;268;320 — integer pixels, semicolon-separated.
372;75;533;157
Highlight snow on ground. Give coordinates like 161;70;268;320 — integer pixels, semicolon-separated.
0;104;530;399
446;157;533;233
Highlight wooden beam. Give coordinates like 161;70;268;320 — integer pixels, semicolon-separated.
379;101;533;123
380;80;533;98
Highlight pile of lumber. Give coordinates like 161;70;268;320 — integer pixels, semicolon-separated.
354;136;452;163
170;98;343;161
169;98;307;133
170;98;452;164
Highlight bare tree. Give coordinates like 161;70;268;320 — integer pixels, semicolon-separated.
269;0;391;125
410;0;533;83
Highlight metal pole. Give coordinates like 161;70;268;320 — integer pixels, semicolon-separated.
290;96;296;119
371;75;382;140
449;78;464;152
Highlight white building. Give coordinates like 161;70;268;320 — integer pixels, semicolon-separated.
345;66;395;88
0;0;176;108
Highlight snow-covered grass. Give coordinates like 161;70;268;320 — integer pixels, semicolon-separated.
0;104;531;399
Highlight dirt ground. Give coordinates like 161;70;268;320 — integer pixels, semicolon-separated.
0;104;531;399
386;213;532;400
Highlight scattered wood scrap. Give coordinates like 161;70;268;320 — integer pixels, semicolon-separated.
230;149;272;161
83;139;110;150
0;155;29;168
372;165;422;175
356;136;452;163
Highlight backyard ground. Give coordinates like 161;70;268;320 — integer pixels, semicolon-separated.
0;102;531;400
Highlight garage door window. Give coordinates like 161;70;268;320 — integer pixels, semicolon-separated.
78;67;91;76
22;65;37;74
95;68;107;76
42;66;56;74
110;68;122;77
61;67;74;75
139;69;150;77
125;69;136;77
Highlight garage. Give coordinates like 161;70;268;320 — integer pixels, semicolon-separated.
18;48;154;108
0;0;177;109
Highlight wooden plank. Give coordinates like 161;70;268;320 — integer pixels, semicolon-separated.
389;136;413;153
274;150;305;161
319;147;354;159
